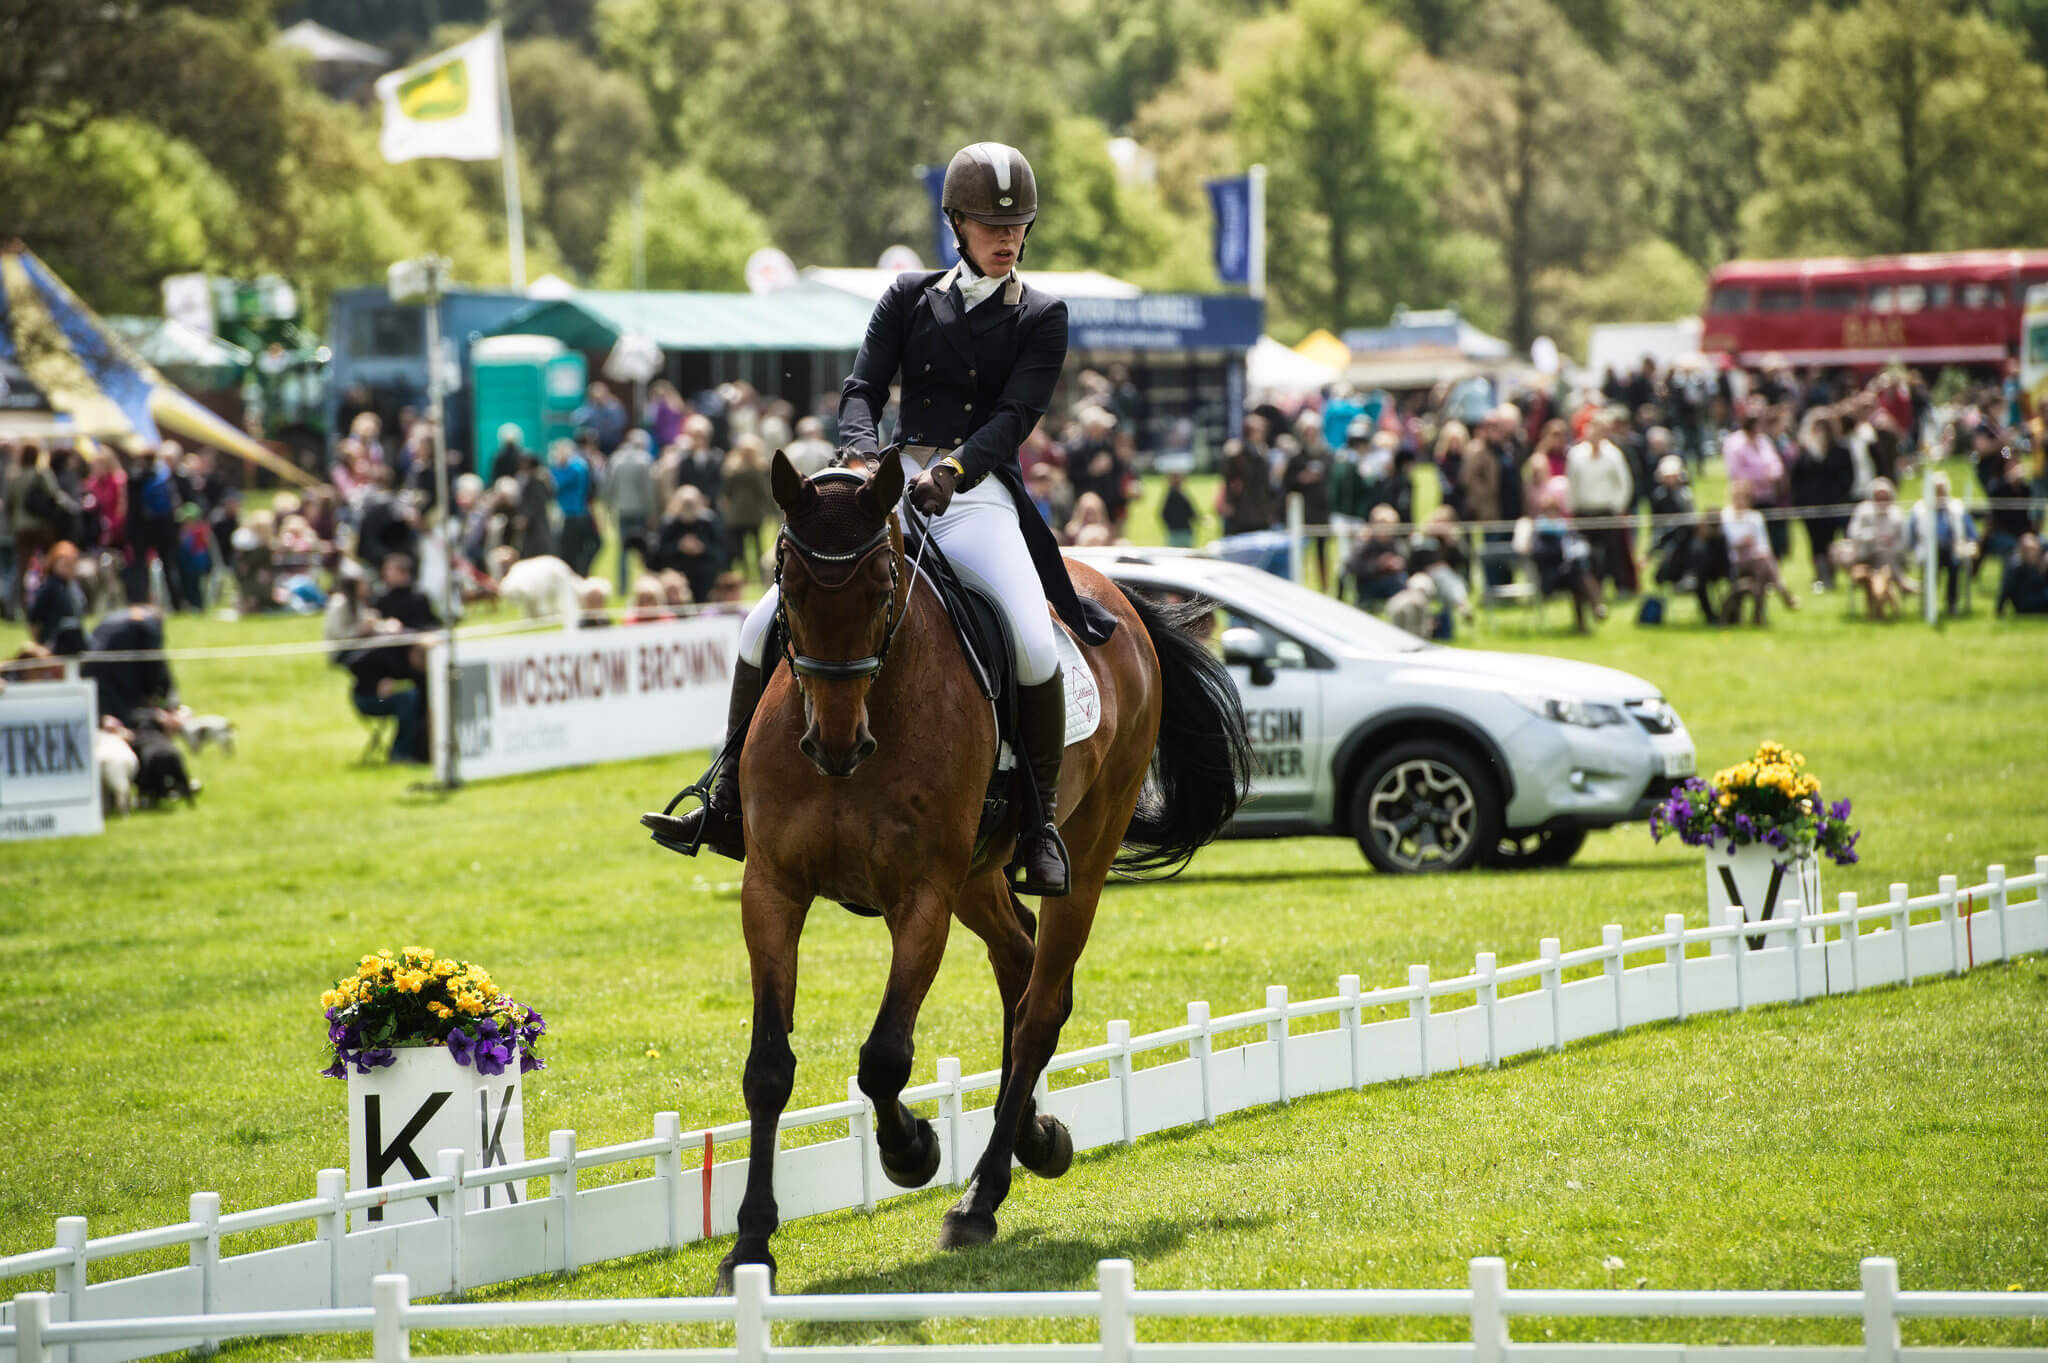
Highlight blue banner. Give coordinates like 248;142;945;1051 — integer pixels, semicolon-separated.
1205;175;1252;286
1063;295;1264;352
923;166;960;269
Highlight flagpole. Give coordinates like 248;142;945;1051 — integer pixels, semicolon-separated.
1248;163;1267;302
494;22;527;290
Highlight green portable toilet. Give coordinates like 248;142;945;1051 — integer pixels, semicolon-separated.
472;334;587;479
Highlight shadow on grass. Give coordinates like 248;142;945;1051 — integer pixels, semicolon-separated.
784;1211;1274;1348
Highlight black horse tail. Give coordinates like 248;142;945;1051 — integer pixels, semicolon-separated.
1112;584;1255;878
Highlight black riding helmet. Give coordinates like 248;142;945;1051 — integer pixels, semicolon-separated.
942;142;1037;270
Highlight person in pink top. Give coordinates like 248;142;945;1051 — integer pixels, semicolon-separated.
84;444;128;564
1719;404;1790;555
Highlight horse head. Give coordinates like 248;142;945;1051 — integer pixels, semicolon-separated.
770;449;908;778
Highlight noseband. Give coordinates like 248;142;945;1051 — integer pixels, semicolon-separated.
773;469;903;683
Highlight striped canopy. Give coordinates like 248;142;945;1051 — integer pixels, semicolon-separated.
0;246;318;485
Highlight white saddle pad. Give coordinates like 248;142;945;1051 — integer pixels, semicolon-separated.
1055;628;1102;747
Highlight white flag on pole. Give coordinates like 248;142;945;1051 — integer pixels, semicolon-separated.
375;27;505;163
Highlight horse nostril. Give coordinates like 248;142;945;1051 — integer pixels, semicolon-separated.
851;734;878;770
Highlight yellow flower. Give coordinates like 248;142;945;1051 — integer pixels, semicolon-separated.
458;993;486;1015
428;1001;453;1019
378;949;394;959
433;958;457;977
321;989;340;1009
1718;793;1735;808
645;1047;661;1059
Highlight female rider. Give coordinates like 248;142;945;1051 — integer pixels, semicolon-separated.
644;141;1116;897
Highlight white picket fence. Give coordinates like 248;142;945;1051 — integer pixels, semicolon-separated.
8;1257;2047;1362
2;856;2043;1363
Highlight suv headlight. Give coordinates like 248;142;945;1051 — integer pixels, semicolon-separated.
1625;698;1679;734
1510;694;1625;728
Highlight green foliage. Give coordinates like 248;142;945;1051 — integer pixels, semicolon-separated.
0;119;252;315
1234;0;1444;335
593;164;771;290
1543;238;1707;357
1026;115;1219;292
1746;0;2048;255
504;36;656;279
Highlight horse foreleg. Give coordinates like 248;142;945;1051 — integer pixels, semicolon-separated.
716;872;809;1295
937;881;1037;1249
858;886;950;1190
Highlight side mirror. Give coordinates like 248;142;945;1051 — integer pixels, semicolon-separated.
1220;626;1276;687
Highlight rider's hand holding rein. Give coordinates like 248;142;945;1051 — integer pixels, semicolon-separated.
909;459;960;516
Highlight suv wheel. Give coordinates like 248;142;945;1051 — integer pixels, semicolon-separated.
1350;741;1502;874
1483;827;1589;869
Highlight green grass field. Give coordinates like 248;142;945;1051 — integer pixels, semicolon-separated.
2;463;2045;1352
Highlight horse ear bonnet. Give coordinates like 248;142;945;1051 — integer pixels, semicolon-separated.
787;477;882;556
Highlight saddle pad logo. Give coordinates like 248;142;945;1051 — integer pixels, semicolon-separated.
1054;629;1102;747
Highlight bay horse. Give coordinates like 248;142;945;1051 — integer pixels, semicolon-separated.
709;451;1251;1291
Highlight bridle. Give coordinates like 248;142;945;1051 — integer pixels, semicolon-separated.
773;468;906;683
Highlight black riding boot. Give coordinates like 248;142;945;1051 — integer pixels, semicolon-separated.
1011;670;1072;897
641;661;762;861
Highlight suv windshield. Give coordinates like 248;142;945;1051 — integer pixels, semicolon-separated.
1199;564;1430;653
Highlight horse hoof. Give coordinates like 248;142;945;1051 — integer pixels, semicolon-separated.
714;1250;776;1296
1017;1114;1073;1179
880;1117;942;1189
937;1203;997;1251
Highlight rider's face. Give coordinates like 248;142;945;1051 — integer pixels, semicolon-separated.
956;218;1025;275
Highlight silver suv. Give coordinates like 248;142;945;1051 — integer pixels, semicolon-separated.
1074;549;1697;873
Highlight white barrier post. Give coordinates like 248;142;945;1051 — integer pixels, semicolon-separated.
190;1191;220;1356
1920;475;1938;626
1939;874;1963;976
1408;965;1432;1077
1787;899;1808;1003
1338;974;1363;1090
1188;1002;1215;1125
1602;926;1625;1034
734;1262;770;1363
1861;1257;1900;1363
316;1168;347;1307
1103;1027;1133;1147
654;1113;685;1246
1986;864;2009;962
13;1291;53;1363
1891;883;1914;979
371;1273;410;1363
1265;986;1290;1104
549;1130;578;1273
1471;1257;1509;1363
1286;492;1306;584
1540;938;1562;1052
847;1077;876;1212
436;1149;466;1297
52;1214;86;1352
1841;893;1861;994
1723;906;1748;1011
1664;915;1687;1021
938;1057;965;1183
1099;1259;1135;1363
1476;952;1499;1068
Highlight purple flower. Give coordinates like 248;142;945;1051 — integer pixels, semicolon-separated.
352;1048;395;1074
478;1017;501;1039
1829;799;1852;821
329;1019;355;1045
320;1059;346;1079
519;1050;544;1074
474;1040;511;1077
447;1027;475;1067
521;1008;547;1037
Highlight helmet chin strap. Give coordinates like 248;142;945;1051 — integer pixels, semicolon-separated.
948;213;1031;275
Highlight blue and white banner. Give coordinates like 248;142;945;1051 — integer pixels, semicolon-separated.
923;166;960;269
1205;174;1253;286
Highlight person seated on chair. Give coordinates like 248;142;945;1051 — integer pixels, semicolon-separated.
1341;505;1410;608
1996;533;2048;616
370;552;440;634
1720;479;1798;621
1909;472;1979;616
328;565;428;763
1512;477;1605;633
27;540;88;656
1647;454;1696;589
1981;453;2036;568
644;139;1118;900
1847;478;1911;621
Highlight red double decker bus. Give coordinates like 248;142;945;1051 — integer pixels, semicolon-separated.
1702;250;2048;370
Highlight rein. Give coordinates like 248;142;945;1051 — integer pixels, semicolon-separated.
774;468;923;684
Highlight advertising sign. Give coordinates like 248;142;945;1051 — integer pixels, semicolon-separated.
0;682;103;841
428;614;740;785
1064;294;1264;352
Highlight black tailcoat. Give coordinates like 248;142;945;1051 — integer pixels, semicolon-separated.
839;269;1116;646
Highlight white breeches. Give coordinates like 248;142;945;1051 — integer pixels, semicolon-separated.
738;455;1060;686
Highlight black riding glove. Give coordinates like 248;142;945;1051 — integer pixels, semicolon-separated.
909;464;958;516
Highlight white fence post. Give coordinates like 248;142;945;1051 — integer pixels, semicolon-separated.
316;1168;347;1308
1103;1027;1133;1148
938;1057;965;1183
1939;874;1963;976
1890;883;1913;980
1664;915;1687;1022
549;1130;578;1274
1841;892;1862;994
1098;1258;1135;1363
52;1214;86;1354
1723;906;1748;1011
189;1191;220;1355
1338;975;1363;1090
1787;899;1808;1003
1861;1257;1900;1363
733;1262;770;1363
1602;926;1625;1035
1986;864;2009;963
371;1273;410;1363
1470;1256;1508;1363
1265;986;1290;1104
848;1076;876;1212
13;1291;52;1363
1540;938;1562;1052
654;1113;684;1247
1188;1002;1215;1125
1408;965;1432;1077
436;1149;466;1297
1476;952;1499;1068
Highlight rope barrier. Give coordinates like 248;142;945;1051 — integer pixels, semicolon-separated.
1292;496;2042;541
